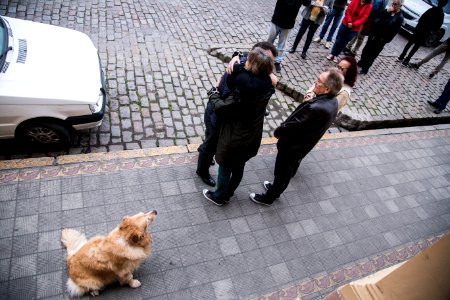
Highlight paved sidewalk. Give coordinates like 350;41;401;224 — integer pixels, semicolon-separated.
1;125;449;299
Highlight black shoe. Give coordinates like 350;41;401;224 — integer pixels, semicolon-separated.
301;52;307;59
409;63;420;69
203;189;225;206
401;61;410;67
288;48;295;54
359;69;367;75
264;110;269;116
196;171;216;187
396;56;404;62
434;109;443;114
249;193;273;206
429;73;435;79
274;62;281;73
263;180;272;191
427;100;439;108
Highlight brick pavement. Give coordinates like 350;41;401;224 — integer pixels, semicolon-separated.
0;125;449;299
0;0;448;160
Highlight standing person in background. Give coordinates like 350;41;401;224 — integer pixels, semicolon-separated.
249;68;343;206
289;0;334;60
196;42;278;187
398;0;447;67
202;48;275;206
326;0;372;62
268;0;307;72
427;78;450;114
409;37;450;79
344;0;389;56
313;0;348;49
358;0;404;74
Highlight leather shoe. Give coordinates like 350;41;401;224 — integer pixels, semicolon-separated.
288;48;295;54
196;171;216;187
427;100;439;108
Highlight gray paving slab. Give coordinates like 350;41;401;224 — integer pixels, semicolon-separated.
1;127;450;299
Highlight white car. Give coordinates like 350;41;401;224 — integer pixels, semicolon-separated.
401;0;450;46
0;16;106;149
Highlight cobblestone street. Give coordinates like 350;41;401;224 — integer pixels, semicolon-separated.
0;0;448;158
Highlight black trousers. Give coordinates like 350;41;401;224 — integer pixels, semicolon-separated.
292;19;320;54
359;36;386;72
399;39;420;63
197;101;219;175
264;150;302;201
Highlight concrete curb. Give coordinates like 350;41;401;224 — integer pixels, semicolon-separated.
1;124;449;170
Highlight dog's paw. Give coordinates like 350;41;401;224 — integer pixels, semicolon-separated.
129;279;141;288
90;290;100;297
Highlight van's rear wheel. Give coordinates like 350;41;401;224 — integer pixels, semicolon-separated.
425;29;444;47
16;120;72;150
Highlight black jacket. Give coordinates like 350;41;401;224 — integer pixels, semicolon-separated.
275;94;338;160
211;65;274;166
414;6;444;41
272;0;306;29
371;9;404;43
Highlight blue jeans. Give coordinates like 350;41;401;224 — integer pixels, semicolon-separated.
268;22;291;63
331;25;357;56
213;163;246;201
319;7;344;42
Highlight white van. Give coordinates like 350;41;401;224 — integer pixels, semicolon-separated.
401;0;450;46
0;16;106;149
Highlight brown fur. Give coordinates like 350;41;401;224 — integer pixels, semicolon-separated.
61;210;157;297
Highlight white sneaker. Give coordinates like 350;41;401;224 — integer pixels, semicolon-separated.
313;37;321;43
325;41;332;49
332;56;339;63
326;54;334;61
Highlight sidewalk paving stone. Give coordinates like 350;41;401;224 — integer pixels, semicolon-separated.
1;126;449;299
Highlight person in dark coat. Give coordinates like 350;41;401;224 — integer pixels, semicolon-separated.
196;42;277;187
202;48;275;206
249;68;343;206
358;0;404;74
268;0;308;72
398;0;447;66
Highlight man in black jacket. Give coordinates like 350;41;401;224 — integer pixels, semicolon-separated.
398;0;447;66
268;0;307;72
249;68;343;206
358;0;404;74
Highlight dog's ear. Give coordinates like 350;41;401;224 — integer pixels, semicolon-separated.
119;216;130;230
131;232;142;244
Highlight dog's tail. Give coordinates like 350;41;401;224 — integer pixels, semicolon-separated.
67;278;89;297
61;228;87;256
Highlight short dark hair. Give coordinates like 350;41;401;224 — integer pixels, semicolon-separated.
252;41;278;59
340;56;358;87
246;47;274;76
324;68;344;96
438;0;448;7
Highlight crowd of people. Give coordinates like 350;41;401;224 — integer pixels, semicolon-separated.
197;0;449;207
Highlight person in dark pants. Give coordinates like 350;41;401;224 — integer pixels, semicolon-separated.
427;78;450;114
314;0;348;49
202;48;276;206
196;42;278;187
398;0;447;66
357;0;404;74
289;0;334;59
249;68;343;206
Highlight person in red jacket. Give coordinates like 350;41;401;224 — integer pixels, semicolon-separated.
326;0;372;62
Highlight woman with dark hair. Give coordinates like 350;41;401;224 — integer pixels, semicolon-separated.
305;56;357;111
202;47;276;206
326;0;372;62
